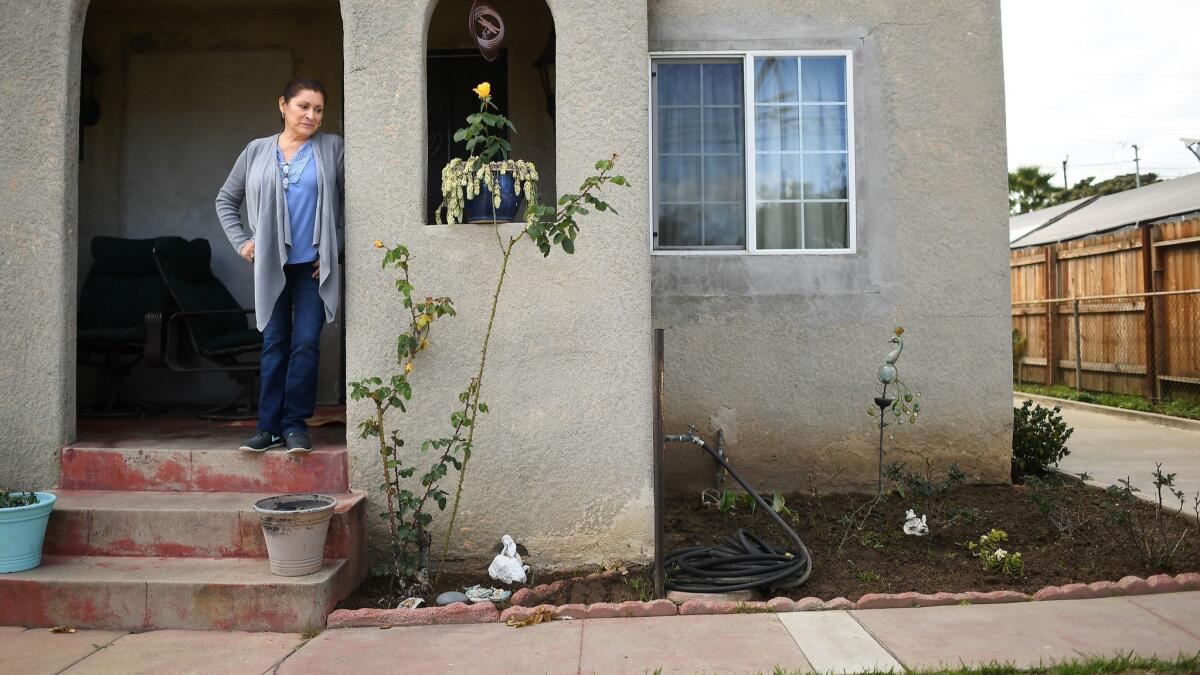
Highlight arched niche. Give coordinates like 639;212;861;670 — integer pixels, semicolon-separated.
425;0;555;223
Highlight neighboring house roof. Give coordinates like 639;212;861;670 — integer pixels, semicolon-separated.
1008;196;1096;245
1010;171;1200;248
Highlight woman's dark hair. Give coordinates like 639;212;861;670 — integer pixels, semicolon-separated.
282;76;327;103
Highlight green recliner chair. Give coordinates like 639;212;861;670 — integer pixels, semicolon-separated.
149;237;262;420
77;235;182;418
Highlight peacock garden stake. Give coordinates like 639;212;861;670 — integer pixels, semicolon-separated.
870;327;921;494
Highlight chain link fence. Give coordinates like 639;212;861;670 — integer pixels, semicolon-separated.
1012;289;1200;409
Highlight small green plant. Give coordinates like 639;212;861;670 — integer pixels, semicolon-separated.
834;493;888;552
1103;464;1199;570
0;491;38;508
856;570;880;583
623;575;655;603
1023;475;1090;537
705;488;791;516
885;460;969;532
965;529;1025;578
1012;400;1073;479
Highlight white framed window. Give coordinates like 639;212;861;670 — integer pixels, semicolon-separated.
650;51;856;254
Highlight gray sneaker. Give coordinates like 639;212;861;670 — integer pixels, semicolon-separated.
239;430;283;453
285;430;313;455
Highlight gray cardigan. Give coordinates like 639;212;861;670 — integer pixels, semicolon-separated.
215;132;344;331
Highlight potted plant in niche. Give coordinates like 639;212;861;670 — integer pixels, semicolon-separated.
436;82;539;225
0;489;57;573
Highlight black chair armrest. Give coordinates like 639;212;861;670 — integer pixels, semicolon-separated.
144;311;170;367
164;309;259;373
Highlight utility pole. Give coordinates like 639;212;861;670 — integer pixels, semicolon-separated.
1132;144;1142;188
1062;156;1069;190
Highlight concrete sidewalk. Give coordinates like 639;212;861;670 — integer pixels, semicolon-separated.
1014;394;1200;499
6;591;1200;674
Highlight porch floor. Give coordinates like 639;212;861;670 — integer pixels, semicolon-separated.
74;407;346;451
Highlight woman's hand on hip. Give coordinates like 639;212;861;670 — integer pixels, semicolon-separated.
239;240;255;262
312;259;320;279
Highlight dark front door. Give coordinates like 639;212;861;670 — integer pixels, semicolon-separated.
427;49;508;223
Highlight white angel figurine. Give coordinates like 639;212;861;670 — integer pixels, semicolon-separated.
488;534;530;585
903;509;929;536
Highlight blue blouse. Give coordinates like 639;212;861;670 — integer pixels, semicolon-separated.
277;141;319;265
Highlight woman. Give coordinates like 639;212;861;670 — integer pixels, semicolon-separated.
216;76;344;454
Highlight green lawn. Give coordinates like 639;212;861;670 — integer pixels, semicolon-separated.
759;651;1200;674
1013;383;1200;421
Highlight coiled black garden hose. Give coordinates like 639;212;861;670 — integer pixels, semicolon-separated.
663;433;812;594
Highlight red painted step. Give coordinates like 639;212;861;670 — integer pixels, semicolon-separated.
60;446;349;493
0;556;350;631
43;490;366;564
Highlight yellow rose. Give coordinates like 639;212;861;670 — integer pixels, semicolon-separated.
404;362;414;374
473;82;491;99
374;240;384;249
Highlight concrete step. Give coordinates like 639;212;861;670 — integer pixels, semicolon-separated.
0;555;351;632
43;490;366;566
60;446;349;493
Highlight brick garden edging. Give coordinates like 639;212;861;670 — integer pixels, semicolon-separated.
324;572;1200;628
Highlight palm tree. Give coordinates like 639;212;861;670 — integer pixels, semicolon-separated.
1008;166;1061;214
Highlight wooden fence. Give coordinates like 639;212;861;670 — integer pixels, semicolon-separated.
1011;217;1200;401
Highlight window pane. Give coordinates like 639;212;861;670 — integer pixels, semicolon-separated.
658;204;702;247
756;202;802;250
802;153;848;199
659;156;701;202
803;202;848;248
754;105;800;152
658;63;701;105
703;155;743;203
702;63;742;105
801;57;846;102
703;107;743;154
801;106;848;151
755;153;801;200
754;57;798;103
704;204;745;247
659;108;699;155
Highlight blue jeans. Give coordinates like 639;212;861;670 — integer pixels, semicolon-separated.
259;263;323;436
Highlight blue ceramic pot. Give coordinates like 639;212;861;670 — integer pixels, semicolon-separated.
464;174;525;224
0;492;56;573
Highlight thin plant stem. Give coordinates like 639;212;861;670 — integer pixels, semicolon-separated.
435;230;521;582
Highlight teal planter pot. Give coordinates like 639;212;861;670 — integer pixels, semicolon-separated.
0;492;56;573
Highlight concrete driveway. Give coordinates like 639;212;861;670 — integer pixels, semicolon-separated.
1014;395;1200;503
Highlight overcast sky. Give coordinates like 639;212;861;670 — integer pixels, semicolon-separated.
1002;0;1200;186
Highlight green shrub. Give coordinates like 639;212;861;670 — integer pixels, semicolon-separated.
1012;400;1073;479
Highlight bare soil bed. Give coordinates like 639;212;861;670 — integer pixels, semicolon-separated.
339;480;1200;610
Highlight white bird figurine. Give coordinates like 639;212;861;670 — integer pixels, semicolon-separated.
903;509;929;536
488;534;530;585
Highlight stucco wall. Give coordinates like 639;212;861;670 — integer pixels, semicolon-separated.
0;0;83;490
342;0;654;569
77;2;345;407
649;0;1013;495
